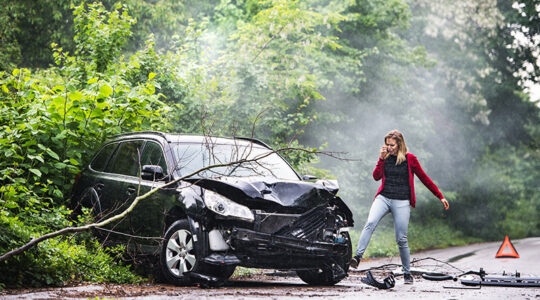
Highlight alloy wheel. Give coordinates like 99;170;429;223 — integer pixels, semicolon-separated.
165;229;196;276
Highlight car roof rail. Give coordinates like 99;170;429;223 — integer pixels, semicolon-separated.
233;136;272;149
110;131;271;148
111;131;170;141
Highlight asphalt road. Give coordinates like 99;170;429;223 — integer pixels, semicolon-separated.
2;237;539;299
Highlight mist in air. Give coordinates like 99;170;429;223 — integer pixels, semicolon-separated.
300;0;518;231
155;1;539;237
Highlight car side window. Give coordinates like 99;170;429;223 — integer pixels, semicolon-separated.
90;143;117;172
140;141;168;175
106;140;144;176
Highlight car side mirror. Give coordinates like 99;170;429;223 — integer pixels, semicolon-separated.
302;174;317;181
141;165;165;181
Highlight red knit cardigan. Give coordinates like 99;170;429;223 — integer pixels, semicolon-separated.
373;153;443;208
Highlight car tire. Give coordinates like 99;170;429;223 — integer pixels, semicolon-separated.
160;219;201;285
296;232;352;286
77;188;109;242
72;188;101;218
159;219;236;286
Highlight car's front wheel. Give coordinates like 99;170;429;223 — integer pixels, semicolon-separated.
296;232;352;285
159;219;236;286
160;219;200;285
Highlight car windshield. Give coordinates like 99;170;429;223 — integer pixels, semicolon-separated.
172;142;299;180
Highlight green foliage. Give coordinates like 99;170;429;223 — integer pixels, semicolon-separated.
305;0;539;246
449;144;540;240
73;2;136;73
0;2;169;288
160;0;370;167
231;266;263;279
0;216;142;287
0;0;539;289
0;64;167;205
0;0;74;70
123;0;218;52
0;4;21;71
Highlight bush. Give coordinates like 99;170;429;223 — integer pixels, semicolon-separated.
0;3;169;288
0;223;142;287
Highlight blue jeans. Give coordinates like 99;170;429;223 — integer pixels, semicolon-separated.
354;194;411;274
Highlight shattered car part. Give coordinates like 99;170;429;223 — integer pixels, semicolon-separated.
422;267;540;288
421;273;455;281
461;272;540;287
188;272;226;288
70;132;354;287
361;271;396;289
422;268;486;282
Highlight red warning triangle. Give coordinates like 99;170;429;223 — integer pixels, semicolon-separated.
495;235;520;258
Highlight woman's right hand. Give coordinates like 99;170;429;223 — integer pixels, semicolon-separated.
379;146;388;160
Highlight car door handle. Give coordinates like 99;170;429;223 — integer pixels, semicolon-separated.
126;186;137;195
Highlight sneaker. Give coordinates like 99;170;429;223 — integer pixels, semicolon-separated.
350;256;360;269
404;273;414;284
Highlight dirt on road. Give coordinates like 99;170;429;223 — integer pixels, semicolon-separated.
2;237;539;300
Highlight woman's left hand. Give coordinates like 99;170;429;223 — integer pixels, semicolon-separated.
440;198;449;210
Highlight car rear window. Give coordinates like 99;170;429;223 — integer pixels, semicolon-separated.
90;143;117;172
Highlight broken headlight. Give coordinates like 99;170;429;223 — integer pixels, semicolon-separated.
204;190;254;222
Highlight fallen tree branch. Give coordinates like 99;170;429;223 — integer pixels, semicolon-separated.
0;146;356;263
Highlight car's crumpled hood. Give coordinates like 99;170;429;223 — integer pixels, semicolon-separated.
188;177;340;209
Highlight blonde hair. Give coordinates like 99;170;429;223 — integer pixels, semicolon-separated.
384;130;408;165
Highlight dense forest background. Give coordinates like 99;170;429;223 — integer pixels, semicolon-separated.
1;0;539;287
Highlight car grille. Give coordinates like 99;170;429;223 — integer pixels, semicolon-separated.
253;211;300;233
275;204;334;240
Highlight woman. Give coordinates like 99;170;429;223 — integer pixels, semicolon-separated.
350;130;449;284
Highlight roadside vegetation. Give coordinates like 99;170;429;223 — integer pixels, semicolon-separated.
1;0;538;289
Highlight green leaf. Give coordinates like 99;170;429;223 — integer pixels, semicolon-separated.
4;201;18;209
148;72;157;80
53;85;65;93
68;91;83;101
54;162;67;169
22;140;37;147
46;149;60;160
87;78;98;84
52;95;65;106
27;154;45;163
144;84;155;95
53;189;63;199
99;84;113;98
69;158;79;166
90;108;104;118
29;169;42;177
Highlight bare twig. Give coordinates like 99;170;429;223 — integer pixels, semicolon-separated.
252;24;287;63
93;227;163;241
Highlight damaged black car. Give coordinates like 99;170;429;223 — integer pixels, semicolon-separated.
71;131;354;286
